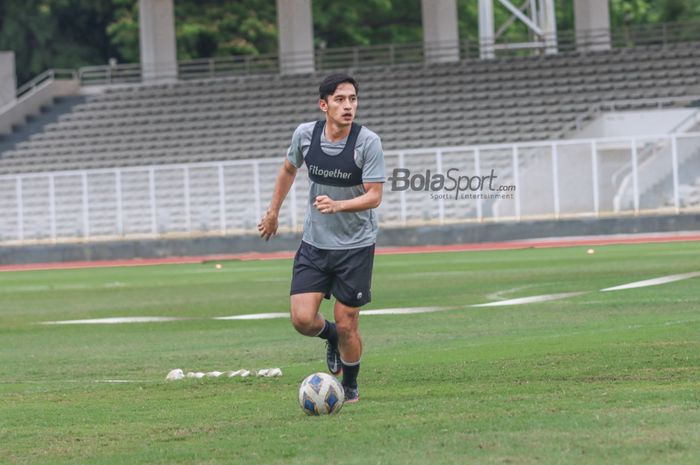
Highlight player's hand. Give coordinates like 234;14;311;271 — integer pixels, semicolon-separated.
314;195;339;214
257;210;279;241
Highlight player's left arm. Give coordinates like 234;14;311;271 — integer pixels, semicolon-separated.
314;182;383;213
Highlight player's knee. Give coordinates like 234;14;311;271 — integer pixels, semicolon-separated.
290;311;316;336
335;315;358;337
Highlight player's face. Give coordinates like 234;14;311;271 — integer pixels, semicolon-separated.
320;82;358;127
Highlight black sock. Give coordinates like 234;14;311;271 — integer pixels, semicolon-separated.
341;360;360;389
317;320;337;345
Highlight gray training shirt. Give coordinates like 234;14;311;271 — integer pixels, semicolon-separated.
287;121;386;250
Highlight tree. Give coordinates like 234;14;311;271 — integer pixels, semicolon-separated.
2;0;700;86
107;0;139;63
312;0;422;48
108;0;278;63
0;0;116;84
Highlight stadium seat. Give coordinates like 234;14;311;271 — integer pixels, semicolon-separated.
2;41;700;174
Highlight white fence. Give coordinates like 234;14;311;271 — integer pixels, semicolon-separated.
1;133;700;245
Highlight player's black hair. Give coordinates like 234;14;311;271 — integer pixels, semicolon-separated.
319;73;359;100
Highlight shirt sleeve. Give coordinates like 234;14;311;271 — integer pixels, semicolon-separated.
361;135;386;183
286;125;306;168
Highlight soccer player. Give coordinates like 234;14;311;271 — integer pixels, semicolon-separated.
258;73;385;403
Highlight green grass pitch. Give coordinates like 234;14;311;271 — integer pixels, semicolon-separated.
1;241;699;464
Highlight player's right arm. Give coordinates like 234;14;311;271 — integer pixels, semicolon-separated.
259;123;309;240
258;159;297;241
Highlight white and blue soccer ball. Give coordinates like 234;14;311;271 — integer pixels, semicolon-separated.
298;372;345;416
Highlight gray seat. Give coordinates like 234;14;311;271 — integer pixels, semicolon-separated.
2;40;700;175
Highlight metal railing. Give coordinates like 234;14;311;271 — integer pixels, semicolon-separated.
8;20;700;96
78;63;141;87
1;133;699;245
66;20;700;86
483;20;700;55
15;69;77;100
0;69;78;121
8;21;700;94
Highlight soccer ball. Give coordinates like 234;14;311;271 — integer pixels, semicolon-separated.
298;372;345;415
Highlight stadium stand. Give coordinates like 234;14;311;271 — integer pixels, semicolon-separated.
679;180;700;207
0;42;699;175
638;138;700;210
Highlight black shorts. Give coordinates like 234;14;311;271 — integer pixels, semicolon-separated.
290;241;375;308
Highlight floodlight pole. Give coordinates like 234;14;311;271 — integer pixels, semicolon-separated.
478;0;558;59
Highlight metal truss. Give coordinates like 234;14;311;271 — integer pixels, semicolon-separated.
479;0;557;59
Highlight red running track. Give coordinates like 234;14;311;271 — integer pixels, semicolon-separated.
1;232;699;273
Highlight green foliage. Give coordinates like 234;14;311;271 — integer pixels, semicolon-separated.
106;0;139;63
611;0;660;26
0;0;115;84
107;0;278;63
175;0;277;59
659;0;700;21
312;0;422;48
1;0;700;86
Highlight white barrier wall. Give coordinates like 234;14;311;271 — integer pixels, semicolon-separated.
0;78;79;135
575;109;699;139
1;134;700;244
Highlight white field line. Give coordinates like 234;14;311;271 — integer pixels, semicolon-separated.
41;307;458;325
37;270;700;326
213;307;453;319
361;306;450;315
40;316;189;325
470;292;588;307
213;313;289;320
601;271;700;292
485;285;536;302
